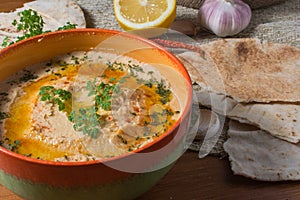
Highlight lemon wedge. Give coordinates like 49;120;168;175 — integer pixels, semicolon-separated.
114;0;176;31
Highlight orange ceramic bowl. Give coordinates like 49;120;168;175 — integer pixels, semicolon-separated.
0;29;192;200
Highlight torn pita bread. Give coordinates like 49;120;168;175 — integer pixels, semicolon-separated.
191;69;300;143
177;38;300;103
194;84;300;143
178;39;300;143
0;0;86;48
0;12;20;34
228;103;300;143
23;0;86;29
224;120;300;181
192;84;237;115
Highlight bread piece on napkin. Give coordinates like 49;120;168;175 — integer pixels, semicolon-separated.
177;39;300;143
23;0;86;29
0;0;86;48
228;103;300;143
177;38;300;103
224;120;300;181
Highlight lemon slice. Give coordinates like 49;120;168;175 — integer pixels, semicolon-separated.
114;0;176;31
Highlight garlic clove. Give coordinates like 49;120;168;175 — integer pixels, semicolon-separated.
198;0;252;37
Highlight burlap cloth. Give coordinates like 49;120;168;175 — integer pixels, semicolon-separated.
73;0;299;48
73;0;299;156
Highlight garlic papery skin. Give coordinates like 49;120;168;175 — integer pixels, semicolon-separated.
198;0;252;37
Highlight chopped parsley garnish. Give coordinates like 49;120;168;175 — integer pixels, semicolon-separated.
4;139;21;151
7;70;38;85
46;61;53;67
156;81;171;104
130;112;137;116
24;153;32;157
1;9;78;48
0;112;9;120
39;86;71;111
19;70;38;83
86;79;120;111
32;60;175;145
68;107;104;139
71;55;80;64
128;63;144;73
118;76;130;83
1;37;13;48
144;80;153;88
117;134;128;144
20;70;38;82
162;108;174;116
0;93;10;103
57;22;78;31
106;61;125;71
95;83;116;111
11;9;45;44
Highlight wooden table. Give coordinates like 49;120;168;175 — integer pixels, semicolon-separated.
2;151;300;200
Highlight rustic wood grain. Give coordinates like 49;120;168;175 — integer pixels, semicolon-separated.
2;151;300;200
140;152;300;200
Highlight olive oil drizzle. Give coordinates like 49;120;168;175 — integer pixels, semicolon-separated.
1;58;179;161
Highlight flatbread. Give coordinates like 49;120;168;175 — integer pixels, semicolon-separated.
0;12;20;34
224;120;300;181
0;0;86;48
192;84;237;115
178;38;300;103
178;39;300;143
24;0;86;29
228;103;300;143
192;80;300;143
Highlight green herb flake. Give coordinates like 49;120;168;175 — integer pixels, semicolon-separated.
46;62;52;67
163;108;174;116
19;70;38;82
86;79;118;111
156;81;171;104
39;86;71;111
1;9;78;47
144;80;153;88
24;153;32;157
57;22;77;31
68;107;104;139
1;36;14;48
6;139;21;151
130;112;137;116
71;55;79;64
0;112;9;120
12;9;45;44
109;77;117;83
0;93;10;103
54;73;62;77
117;135;128;144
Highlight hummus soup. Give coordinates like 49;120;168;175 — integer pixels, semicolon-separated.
0;51;181;162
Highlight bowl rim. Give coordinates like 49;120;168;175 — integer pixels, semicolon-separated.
0;28;193;166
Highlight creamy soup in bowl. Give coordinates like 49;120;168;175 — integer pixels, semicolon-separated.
0;29;192;200
0;50;181;162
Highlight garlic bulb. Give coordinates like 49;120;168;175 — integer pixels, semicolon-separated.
198;0;252;37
